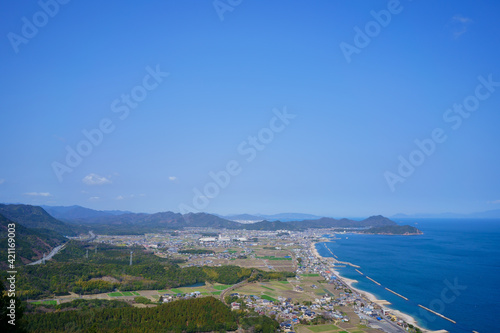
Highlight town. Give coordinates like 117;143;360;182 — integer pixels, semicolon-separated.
57;228;425;333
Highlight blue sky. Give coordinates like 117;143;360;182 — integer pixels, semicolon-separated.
1;0;499;217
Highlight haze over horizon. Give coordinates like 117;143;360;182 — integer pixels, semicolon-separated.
1;1;499;217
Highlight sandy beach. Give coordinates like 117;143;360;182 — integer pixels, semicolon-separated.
310;241;438;333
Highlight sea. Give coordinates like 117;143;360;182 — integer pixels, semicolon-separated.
316;219;500;333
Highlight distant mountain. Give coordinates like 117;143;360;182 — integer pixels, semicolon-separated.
223;213;323;222
241;215;398;231
17;203;408;234
0;204;82;236
62;210;241;234
260;213;324;221
41;205;131;221
0;213;66;266
223;214;264;221
392;209;500;219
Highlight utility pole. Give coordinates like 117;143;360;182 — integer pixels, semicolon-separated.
130;251;133;266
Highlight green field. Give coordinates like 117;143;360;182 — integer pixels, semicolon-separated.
307;324;340;332
108;291;141;297
32;300;57;305
301;274;320;277
257;256;292;260
121;292;139;296
170;288;183;294
211;291;222;295
260;295;277;302
213;284;232;290
261;286;275;291
278;280;290;284
322;288;334;296
108;292;123;297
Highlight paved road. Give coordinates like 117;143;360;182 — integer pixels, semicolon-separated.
359;313;407;333
27;243;66;265
28;231;96;265
219;270;258;303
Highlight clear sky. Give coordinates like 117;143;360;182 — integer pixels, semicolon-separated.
1;0;499;217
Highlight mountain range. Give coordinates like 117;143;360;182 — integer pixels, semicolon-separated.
39;205;400;233
1;204;410;235
0;203;423;265
0;204;82;236
221;213;324;222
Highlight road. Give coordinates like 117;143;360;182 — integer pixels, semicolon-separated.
359;313;407;333
219;270;257;303
27;231;96;265
27;243;66;265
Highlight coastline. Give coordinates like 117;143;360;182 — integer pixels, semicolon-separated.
309;241;435;333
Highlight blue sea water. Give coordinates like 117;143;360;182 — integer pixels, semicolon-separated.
317;219;500;333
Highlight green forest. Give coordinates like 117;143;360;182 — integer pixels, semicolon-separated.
6;241;293;299
21;296;279;332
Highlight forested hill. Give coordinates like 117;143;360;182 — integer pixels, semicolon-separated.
23;297;270;333
0;204;82;236
41;204;130;220
244;215;398;230
361;225;424;235
0;214;66;266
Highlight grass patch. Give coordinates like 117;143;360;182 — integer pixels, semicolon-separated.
307;325;339;332
301;274;320;277
211;291;222;295
108;292;123;297
121;292;135;296
269;257;292;260
261;286;275;291
32;300;57;305
261;295;277;302
158;290;170;293
170;289;182;294
278;280;290;284
213;285;232;290
322;288;334;296
257;256;292;260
